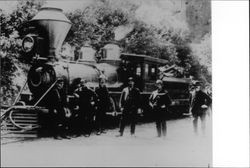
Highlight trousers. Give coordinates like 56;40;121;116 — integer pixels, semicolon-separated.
119;109;137;135
154;109;167;137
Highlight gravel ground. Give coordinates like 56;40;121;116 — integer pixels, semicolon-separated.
1;115;212;167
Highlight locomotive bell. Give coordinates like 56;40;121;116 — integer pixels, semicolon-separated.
29;6;72;60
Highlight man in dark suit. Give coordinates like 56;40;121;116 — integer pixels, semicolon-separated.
73;79;98;137
95;76;111;135
190;81;212;134
117;77;141;137
149;80;172;137
48;78;70;140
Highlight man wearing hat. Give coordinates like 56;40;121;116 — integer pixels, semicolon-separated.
117;77;141;137
47;77;70;139
190;81;212;134
95;75;111;135
73;78;98;137
149;79;172;137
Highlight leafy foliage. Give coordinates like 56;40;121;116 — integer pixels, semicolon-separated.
65;0;136;51
0;0;44;105
190;33;212;84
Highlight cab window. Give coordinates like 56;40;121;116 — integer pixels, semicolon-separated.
148;64;157;80
136;66;141;76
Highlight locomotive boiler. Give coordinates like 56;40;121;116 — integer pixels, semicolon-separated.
1;6;191;137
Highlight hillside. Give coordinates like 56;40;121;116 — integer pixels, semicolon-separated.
185;0;211;43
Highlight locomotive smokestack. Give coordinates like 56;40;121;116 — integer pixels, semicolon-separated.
30;6;72;60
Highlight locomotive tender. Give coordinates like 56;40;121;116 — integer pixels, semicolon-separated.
1;6;191;135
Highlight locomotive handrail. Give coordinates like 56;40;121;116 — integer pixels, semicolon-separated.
1;80;59;122
33;79;59;107
12;79;28;106
1;79;28;121
1;107;13;121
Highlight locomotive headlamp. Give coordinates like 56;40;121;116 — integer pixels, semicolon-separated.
22;35;35;53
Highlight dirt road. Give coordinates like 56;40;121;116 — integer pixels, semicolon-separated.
1;115;212;167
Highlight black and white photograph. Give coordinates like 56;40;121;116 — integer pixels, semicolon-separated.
0;0;248;167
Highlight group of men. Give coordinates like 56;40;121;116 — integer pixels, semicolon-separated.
47;76;211;140
47;76;110;139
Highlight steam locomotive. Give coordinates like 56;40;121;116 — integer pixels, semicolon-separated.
1;6;191;135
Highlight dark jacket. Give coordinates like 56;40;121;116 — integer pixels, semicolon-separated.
119;87;141;112
95;85;111;111
47;88;67;117
190;90;212;115
149;89;172;112
74;86;98;112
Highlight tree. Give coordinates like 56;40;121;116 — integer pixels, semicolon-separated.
190;33;212;84
0;0;45;105
65;0;137;51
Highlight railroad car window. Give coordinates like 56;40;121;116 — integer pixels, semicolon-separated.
148;64;157;80
144;63;149;80
151;67;155;73
136;66;141;76
145;64;149;74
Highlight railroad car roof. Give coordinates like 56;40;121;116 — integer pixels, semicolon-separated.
120;53;168;65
